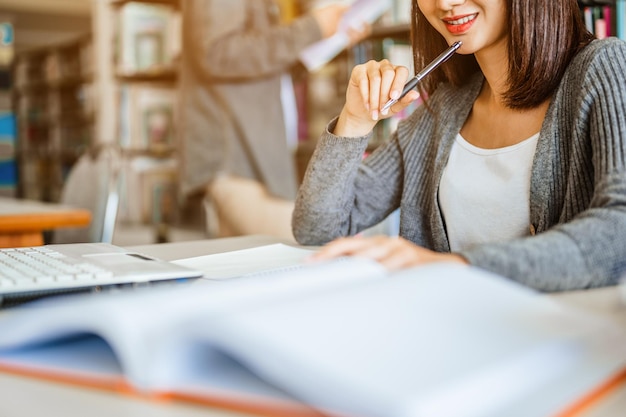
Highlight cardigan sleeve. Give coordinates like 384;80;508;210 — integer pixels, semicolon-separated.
292;118;405;245
183;0;322;81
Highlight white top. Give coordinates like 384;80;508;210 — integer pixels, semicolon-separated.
439;132;540;252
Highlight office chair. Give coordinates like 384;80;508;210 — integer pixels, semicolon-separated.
52;144;121;244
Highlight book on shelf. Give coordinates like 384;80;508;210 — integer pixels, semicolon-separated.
118;83;176;150
618;0;626;40
0;21;14;68
0;246;625;417
0;110;16;196
140;162;178;224
117;155;178;224
581;3;618;39
380;0;412;25
43;51;61;83
0;111;15;157
114;2;180;75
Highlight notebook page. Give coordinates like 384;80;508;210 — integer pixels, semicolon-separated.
172;243;316;280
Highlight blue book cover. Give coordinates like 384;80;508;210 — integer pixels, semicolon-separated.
618;0;626;40
0;159;16;186
0;112;15;139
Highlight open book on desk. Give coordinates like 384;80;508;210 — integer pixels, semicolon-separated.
0;256;625;417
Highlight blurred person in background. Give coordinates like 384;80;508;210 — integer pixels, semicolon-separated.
178;0;369;239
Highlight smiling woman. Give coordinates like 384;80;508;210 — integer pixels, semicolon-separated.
293;0;626;292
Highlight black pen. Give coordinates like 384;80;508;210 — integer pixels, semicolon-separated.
381;41;462;113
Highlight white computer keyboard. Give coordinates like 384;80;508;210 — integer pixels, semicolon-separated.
0;246;114;289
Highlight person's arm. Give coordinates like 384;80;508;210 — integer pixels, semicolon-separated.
183;0;347;80
299;40;626;292
292;118;403;245
293;56;421;245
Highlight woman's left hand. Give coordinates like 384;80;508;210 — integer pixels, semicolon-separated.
308;235;468;270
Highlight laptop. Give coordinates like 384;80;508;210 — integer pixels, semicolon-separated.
0;243;204;308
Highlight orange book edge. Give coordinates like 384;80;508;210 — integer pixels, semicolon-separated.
0;361;329;417
159;390;329;417
2;360;626;417
552;366;626;417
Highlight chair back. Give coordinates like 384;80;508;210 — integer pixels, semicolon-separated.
52;145;121;244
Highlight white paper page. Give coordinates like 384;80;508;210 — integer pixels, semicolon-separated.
152;340;302;406
204;263;626;417
0;287;203;389
299;0;392;71
0;331;303;409
0;335;123;381
172;243;316;280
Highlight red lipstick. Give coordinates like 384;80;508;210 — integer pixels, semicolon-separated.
442;13;477;35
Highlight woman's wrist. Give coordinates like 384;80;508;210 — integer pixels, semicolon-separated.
333;108;376;138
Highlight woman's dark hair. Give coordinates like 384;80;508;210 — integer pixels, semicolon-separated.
410;0;595;109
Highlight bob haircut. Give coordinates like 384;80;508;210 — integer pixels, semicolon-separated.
410;0;595;109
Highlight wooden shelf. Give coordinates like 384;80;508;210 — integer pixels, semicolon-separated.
115;68;178;83
369;23;411;41
120;146;177;158
111;0;179;8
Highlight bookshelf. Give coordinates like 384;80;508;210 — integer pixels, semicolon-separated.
0;20;16;198
13;35;94;202
93;0;181;230
6;0;616;244
579;0;626;39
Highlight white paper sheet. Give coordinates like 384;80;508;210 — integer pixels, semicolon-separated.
172;244;316;280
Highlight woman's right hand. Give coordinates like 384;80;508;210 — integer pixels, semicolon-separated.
334;59;420;138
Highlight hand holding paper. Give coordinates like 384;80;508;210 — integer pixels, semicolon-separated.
300;0;392;71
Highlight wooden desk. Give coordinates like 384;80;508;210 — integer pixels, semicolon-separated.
0;197;92;248
0;236;625;417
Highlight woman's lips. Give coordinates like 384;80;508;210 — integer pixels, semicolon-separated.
442;13;478;35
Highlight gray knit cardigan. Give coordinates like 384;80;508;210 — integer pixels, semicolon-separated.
292;38;626;292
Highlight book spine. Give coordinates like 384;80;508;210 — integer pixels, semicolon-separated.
593;6;607;39
584;7;594;34
618;0;626;40
603;5;612;37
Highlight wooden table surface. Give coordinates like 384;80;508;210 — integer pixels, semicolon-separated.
0;197;91;247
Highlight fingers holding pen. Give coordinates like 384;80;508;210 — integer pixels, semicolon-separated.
336;60;415;137
359;60;412;120
363;59;390;120
383;64;420;116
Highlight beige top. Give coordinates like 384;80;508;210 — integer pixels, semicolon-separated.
177;0;323;200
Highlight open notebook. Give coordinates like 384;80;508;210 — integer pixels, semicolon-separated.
0;242;203;307
0;255;625;417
